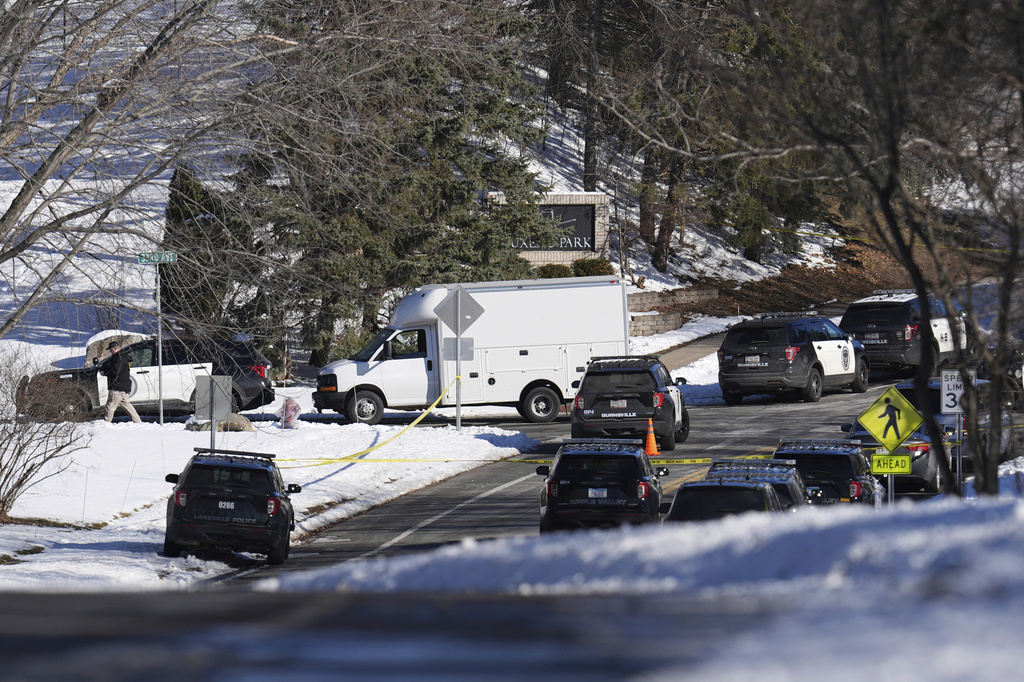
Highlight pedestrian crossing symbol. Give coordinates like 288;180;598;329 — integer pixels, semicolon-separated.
858;386;924;453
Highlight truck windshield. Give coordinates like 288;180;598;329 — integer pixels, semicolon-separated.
351;328;394;362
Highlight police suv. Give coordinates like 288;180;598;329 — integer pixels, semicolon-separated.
717;312;870;405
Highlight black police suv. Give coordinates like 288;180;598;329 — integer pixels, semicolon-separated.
570;356;689;450
703;458;811;510
17;336;275;420
839;290;969;371
661;479;784;522
163;448;301;565
772;439;881;506
535;439;669;532
718;312;869;405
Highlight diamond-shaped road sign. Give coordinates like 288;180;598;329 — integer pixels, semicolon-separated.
857;386;924;453
433;285;484;333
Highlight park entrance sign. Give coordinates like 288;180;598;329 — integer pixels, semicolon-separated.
857;386;924;453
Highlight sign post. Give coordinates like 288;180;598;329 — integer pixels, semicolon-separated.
195;375;233;450
433;286;484;430
942;369;976;491
137;251;178;424
858;386;924;505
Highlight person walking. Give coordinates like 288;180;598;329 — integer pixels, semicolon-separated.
100;340;142;423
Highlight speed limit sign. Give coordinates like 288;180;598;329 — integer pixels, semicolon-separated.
941;369;976;414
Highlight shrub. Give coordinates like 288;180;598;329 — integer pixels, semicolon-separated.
571;258;615;277
536;264;573;278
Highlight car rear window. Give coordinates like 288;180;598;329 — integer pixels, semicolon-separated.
668;487;769;520
184;465;273;492
841;303;915;327
581;371;655;392
553;455;642;479
779;453;856;479
723;325;793;348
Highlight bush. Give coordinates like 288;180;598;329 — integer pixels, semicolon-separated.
536;264;573;278
571;258;615;276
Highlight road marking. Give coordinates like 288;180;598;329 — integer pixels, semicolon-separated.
357;473;537;561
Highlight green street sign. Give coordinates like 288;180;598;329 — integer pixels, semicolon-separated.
138;251;178;264
871;453;913;475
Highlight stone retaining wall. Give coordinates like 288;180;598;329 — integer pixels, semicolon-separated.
627;287;718;336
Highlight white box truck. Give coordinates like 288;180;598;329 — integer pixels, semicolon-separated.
312;276;630;424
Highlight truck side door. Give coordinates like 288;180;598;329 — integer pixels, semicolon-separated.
377;328;438;407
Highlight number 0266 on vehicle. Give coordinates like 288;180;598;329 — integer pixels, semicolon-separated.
871;454;913;475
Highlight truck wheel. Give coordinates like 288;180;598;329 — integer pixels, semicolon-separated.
57;393;92;422
660;428;676;451
521;386;561;423
267;541;289;565
161;537;184;558
346;391;384;425
722;391;743;406
801;368;822;403
850;359;869;393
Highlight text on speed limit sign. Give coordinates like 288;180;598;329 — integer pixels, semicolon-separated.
941;369;976;414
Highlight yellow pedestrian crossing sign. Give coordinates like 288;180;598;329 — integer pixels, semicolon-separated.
858;386;924;453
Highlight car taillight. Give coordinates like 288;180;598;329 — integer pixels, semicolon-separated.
904;324;918;341
785;346;798;362
849;481;863;498
637;481;650;499
907;443;930;457
249;364;269;379
267;498;280;515
547;481;559;497
717;349;724;363
653;392;664;408
574;395;585;410
174;491;187;507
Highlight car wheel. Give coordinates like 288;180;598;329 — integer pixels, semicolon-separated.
722;391;743;406
570;423;585;439
521;386;561;423
57;392;92;422
267;541;288;565
346;391;384;425
161;537;184;558
539;519;558;534
802;368;822;403
660;427;676;452
850;359;869;393
675;409;690;444
925;466;942;494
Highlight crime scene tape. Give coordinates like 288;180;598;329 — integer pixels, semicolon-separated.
278;376;462;468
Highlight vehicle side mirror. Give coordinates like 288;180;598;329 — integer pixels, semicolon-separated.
571;380;579;389
382;340;393;360
840;423;853;433
655;467;670;477
165;473;179;484
675;377;687;386
944;426;956;437
659;502;672;514
286;483;302;494
92;357;99;365
536;465;549;476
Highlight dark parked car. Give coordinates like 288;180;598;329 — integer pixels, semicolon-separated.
703;458;811;510
661;480;784;522
773;439;882;506
535;439;669;532
841;420;941;492
162;448;301;565
839;290;968;371
570;356;689;450
718;313;869;405
16;336;275;420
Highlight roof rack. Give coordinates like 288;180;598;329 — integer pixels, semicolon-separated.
561;438;644;446
752;311;818;319
871;289;916;296
775;439;862;453
589;355;659;362
193;447;276;460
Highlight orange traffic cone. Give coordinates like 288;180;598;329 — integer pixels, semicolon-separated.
645;418;659;457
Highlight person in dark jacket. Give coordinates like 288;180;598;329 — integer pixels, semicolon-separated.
99;341;141;423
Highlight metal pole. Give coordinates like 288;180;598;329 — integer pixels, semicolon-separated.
957;412;963;491
209;376;216;450
888;474;894;506
455;288;462;431
156;263;164;425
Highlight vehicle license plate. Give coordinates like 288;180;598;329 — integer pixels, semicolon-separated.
589;488;607;498
610;399;627;409
745;355;760;364
865;333;880;340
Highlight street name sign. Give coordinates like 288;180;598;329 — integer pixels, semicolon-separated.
857;386;924;453
138;251;178;264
